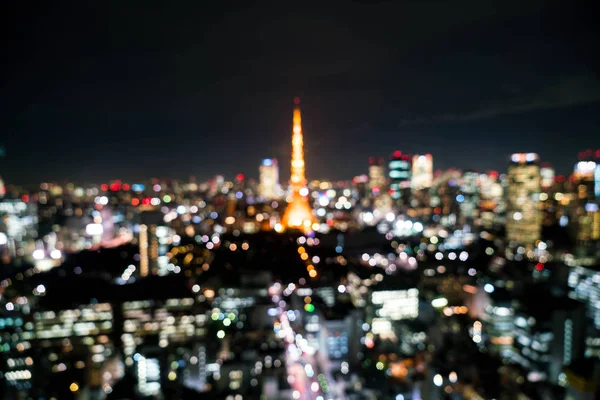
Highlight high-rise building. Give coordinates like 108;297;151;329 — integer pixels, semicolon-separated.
282;98;314;232
540;163;555;190
459;171;479;223
411;154;433;191
388;150;411;201
368;157;386;194
506;153;542;248
258;158;280;200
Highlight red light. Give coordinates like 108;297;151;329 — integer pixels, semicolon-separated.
326;219;334;227
131;198;140;206
142;197;151;205
21;194;29;203
402;155;410;161
556;175;565;183
293;97;301;105
122;183;130;191
489;171;499;179
110;183;120;191
372;186;380;194
236;173;244;181
434;207;441;214
389;188;395;194
535;262;544;271
393;150;401;158
369;156;375;164
100;184;108;191
596;149;600;159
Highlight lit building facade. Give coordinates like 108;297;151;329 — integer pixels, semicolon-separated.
411;154;433;191
506;153;542;248
258;158;281;200
388;150;411;201
368;157;386;194
282;98;314;232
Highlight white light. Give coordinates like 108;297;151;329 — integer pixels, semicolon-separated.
337;285;346;293
50;249;62;260
459;251;468;261
0;232;7;245
192;284;200;293
299;188;309;197
513;212;523;221
433;374;443;387
386;212;395;222
32;249;45;260
217;330;225;339
413;222;423;232
484;284;494;293
362;212;374;223
431;298;448;308
311;382;319;392
292;390;300;399
449;371;457;383
396;395;405;400
36;284;46;294
86;223;104;236
177;205;186;215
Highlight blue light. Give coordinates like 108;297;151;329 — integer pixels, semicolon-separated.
456;194;465;203
484;283;494;293
585;203;599;213
262;158;273;166
559;215;569;227
131;184;145;192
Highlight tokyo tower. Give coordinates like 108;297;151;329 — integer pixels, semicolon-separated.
281;97;315;233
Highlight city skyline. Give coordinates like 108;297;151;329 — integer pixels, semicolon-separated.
2;2;599;184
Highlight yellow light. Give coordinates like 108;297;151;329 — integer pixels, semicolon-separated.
298;247;306;254
70;382;79;392
168;371;177;381
204;289;215;298
300;253;309;261
225;216;235;224
274;223;283;233
309;270;317;278
307;264;314;271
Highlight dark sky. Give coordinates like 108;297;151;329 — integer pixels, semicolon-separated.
1;1;599;185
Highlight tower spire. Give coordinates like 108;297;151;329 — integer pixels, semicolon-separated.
282;98;314;232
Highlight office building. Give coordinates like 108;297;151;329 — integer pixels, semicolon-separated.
368;157;386;194
506;153;542;248
411;154;433;191
258;158;281;200
388;150;411;201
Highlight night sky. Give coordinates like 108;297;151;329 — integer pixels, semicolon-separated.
2;1;599;185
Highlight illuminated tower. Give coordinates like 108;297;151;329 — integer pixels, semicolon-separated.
282;98;314;232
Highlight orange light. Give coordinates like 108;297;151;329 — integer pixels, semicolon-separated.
308;270;317;278
131;198;140;206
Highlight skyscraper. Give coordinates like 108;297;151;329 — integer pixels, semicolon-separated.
506;153;542;248
388;150;411;201
281;98;314;232
411;154;433;191
368;157;386;194
258;158;281;200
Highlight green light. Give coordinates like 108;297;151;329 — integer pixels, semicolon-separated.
211;313;219;321
304;304;315;313
163;195;171;203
